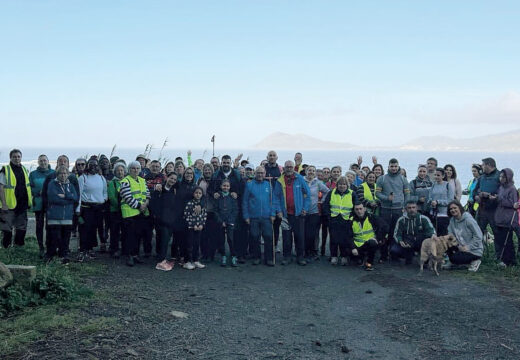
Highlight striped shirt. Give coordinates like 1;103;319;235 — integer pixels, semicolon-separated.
120;179;151;209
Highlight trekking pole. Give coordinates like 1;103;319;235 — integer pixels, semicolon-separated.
498;211;517;263
269;179;276;265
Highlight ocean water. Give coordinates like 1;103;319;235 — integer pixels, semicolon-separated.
1;147;519;189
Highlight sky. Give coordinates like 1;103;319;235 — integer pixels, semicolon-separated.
1;0;519;149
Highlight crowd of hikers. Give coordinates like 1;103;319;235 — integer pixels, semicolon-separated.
1;148;519;274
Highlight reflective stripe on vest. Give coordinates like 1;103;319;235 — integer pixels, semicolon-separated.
330;189;353;220
2;165;32;210
120;175;148;218
362;182;376;202
352;217;376;247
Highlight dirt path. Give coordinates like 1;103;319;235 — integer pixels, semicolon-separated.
14;252;520;360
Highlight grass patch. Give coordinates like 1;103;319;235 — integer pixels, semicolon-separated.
0;236;107;355
80;316;120;333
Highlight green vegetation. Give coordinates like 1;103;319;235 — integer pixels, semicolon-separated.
0;237;114;356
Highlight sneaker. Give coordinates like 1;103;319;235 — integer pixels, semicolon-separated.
156;260;173;271
231;256;238;267
364;262;374;271
166;260;175;268
441;260;453;270
252;259;261;265
178;257;185;266
330;257;338;265
221;255;227;267
468;259;481;272
183;262;195;270
194;261;206;269
340;257;348;266
133;256;144;264
497;261;507;269
126;256;135;267
77;252;86;263
266;260;275;267
297;258;307;266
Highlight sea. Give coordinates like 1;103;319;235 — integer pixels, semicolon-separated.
2;146;519;189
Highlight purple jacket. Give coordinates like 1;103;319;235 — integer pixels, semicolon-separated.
495;168;519;228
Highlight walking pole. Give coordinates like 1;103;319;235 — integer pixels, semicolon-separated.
269;178;276;265
498;211;517;264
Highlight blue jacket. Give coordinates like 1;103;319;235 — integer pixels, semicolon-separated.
29;167;55;212
273;173;311;217
474;168;501;211
242;179;275;220
46;179;79;221
215;191;239;225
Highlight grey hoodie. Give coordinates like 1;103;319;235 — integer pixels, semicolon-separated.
495;168;518;228
427;181;455;217
448;212;483;257
376;172;410;210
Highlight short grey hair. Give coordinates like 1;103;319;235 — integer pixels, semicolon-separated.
113;162;127;174
128;161;141;172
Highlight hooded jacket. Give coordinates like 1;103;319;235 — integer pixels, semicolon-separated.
394;212;435;245
215;191;239;225
242;179;275;220
273;172;311;217
376;171;410;210
46;179;79;221
409;176;432;213
448;212;483;257
495;168;519;228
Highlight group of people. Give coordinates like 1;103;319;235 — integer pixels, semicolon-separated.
1;148;518;273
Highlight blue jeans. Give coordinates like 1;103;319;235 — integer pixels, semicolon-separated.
250;218;273;262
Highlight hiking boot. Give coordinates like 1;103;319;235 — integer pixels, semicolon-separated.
156;260;173;271
468;259;481;272
364;262;374;271
441;260;453;270
231;256;238;267
252;258;261;265
297;257;307;266
126;256;135;267
266;260;275;267
330;257;338;265
340;257;348;266
194;261;206;269
497;261;507;269
221;255;227;267
133;256;144;264
183;262;195;270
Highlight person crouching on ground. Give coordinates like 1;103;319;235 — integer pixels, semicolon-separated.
183;187;207;270
46;165;79;264
443;201;483;272
322;176;357;266
390;200;435;265
215;179;239;267
347;202;387;271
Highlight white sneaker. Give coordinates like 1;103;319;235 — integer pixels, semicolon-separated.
330;257;338;265
193;261;206;269
183;262;195;270
468;259;481;272
340;257;348;266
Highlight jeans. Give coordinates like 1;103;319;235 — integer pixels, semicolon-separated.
282;215;305;259
79;204;104;252
218;224;235;257
186;229;202;262
249;218;273;262
350;239;378;264
47;225;71;258
304;213;321;257
109;212;124;254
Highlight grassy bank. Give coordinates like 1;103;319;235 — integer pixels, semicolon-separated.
0;237;113;356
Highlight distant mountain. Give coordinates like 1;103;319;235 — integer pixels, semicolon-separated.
254;132;358;150
400;130;520;152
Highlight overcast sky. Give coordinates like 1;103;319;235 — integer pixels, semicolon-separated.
1;1;519;149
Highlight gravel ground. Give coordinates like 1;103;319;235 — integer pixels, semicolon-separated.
13;217;520;359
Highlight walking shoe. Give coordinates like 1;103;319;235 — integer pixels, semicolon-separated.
468;259;481;272
340;257;348;266
497;261;507;269
178;257;185;266
156;260;173;271
221;255;227;267
133;256;144;264
99;244;107;253
126;256;135;267
231;256;238;267
77;252;86;263
183;262;195;270
364;262;374;271
330;257;338;265
194;261;206;269
297;258;307;266
266;260;275;267
166;260;175;268
441;260;453;270
252;259;261;265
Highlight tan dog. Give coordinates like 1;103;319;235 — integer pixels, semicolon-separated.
419;234;459;276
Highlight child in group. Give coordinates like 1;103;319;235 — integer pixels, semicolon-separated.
214;179;239;267
183;187;207;270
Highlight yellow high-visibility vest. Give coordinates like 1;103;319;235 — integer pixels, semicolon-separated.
352;217;376;247
120;175;148;218
329;189;353;220
2;165;32;210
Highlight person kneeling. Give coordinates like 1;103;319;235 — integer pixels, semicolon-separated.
348;203;387;271
444;201;483;272
390;200;435;265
